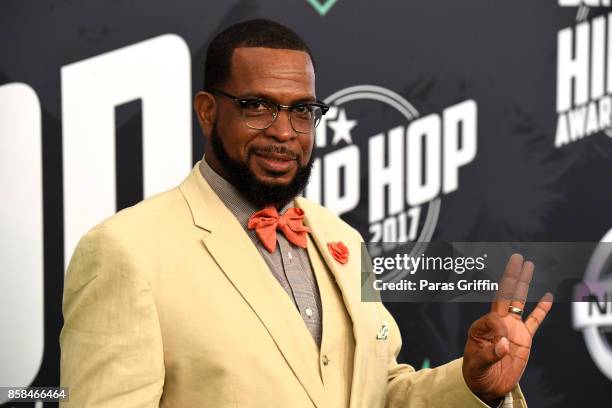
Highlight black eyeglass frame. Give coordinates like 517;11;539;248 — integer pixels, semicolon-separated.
207;88;330;133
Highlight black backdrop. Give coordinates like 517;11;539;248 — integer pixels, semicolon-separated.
2;1;612;406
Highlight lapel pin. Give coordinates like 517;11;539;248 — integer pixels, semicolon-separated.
327;241;349;264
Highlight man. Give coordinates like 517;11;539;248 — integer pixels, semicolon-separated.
60;19;552;407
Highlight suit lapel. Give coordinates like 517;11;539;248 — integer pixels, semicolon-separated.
179;166;328;408
295;197;372;407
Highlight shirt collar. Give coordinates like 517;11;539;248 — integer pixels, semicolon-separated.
199;156;293;228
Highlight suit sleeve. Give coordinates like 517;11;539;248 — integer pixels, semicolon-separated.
354;229;525;408
378;303;526;408
60;226;165;407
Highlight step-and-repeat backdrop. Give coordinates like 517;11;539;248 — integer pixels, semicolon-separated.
2;0;611;406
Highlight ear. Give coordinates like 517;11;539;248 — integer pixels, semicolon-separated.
194;91;216;141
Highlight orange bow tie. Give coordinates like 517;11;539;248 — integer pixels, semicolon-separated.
247;206;311;253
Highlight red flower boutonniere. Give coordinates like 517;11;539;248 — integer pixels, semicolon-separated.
327;242;349;264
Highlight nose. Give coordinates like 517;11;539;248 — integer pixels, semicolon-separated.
264;108;296;142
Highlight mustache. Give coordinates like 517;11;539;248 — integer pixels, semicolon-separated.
250;145;299;160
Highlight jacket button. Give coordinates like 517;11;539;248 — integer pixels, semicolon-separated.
322;355;330;366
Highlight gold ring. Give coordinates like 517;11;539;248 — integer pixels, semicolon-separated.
508;306;524;316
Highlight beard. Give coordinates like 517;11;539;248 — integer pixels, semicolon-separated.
209;124;314;209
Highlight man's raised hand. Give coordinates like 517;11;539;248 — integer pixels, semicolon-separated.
462;253;554;404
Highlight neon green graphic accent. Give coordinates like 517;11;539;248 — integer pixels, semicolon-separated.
306;0;338;16
421;357;430;369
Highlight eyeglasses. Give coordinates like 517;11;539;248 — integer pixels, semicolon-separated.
208;88;330;134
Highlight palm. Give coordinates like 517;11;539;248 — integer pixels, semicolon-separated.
462;254;553;403
475;313;532;392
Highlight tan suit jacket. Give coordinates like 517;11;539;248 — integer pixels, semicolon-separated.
60;163;526;407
